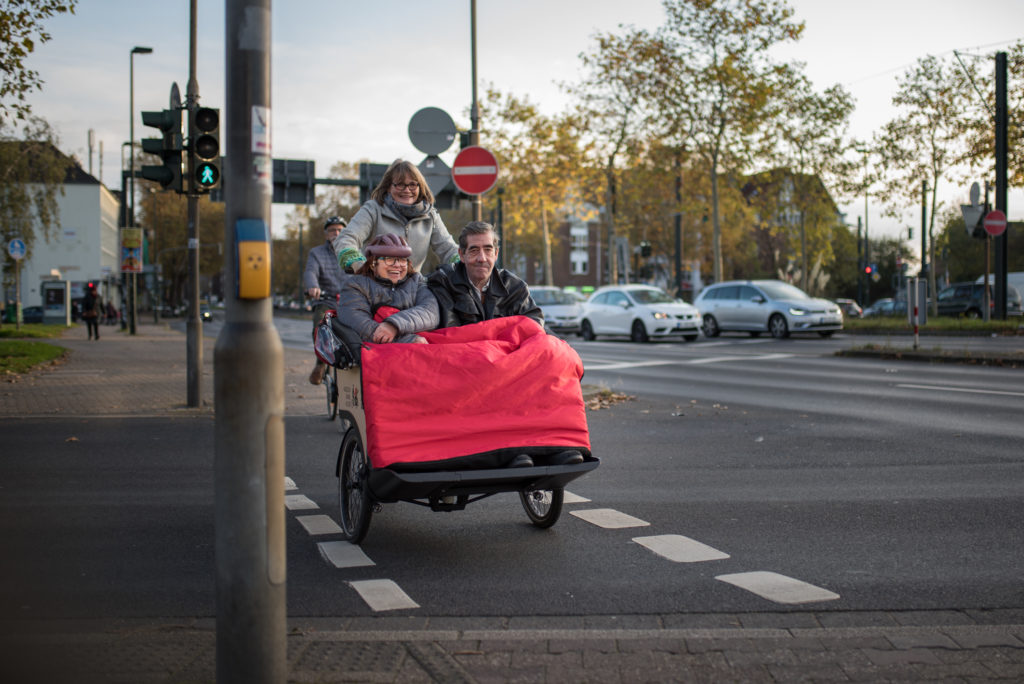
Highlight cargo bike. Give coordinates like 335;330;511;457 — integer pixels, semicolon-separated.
315;313;598;545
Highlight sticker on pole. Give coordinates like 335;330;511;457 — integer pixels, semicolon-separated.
983;209;1007;237
451;146;499;195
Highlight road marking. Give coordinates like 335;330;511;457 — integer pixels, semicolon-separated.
297;514;343;535
686;353;794;365
583;360;676;371
633;534;730;563
570;508;650;529
284;494;319;510
349;579;419;611
319;541;375;568
897;383;1024;398
563;491;590;504
715;571;840;604
284;476;297;491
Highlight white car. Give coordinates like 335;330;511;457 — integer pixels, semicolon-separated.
530;286;584;335
695;279;843;338
580;285;701;343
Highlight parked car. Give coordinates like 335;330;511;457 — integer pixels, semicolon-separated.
835;298;863;319
695;280;843;339
529;286;584;335
580;284;701;342
862;298;907;317
21;305;44;323
936;282;1022;318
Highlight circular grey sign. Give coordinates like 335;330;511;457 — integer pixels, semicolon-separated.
408;107;456;155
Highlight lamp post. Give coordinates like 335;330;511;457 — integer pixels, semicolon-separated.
855;147;870;303
128;46;153;335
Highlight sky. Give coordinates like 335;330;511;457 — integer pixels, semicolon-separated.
20;0;1024;255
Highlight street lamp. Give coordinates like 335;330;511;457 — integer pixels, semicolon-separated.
128;45;153;335
855;147;870;303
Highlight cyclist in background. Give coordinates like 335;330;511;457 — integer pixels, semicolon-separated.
305;215;347;385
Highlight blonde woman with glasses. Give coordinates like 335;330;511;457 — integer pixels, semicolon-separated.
334;159;459;277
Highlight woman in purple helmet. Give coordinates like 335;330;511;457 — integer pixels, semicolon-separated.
337;233;438;344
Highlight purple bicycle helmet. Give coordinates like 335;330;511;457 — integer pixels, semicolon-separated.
363;233;412;259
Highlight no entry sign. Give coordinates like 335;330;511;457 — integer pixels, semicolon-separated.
984;209;1007;237
451;146;499;195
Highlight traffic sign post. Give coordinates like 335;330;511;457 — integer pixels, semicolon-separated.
7;239;26;330
451;145;499;196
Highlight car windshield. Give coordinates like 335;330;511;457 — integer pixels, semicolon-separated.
630;288;675;304
756;282;811;301
532;289;577;306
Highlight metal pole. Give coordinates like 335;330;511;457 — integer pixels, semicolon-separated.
186;3;202;407
216;1;285;682
129;47;152;336
469;0;481;221
856;216;862;306
674;159;682;297
994;51;1008;319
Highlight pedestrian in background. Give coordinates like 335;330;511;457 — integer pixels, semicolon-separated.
81;284;102;340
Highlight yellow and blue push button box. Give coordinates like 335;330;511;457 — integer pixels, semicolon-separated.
235;219;271;299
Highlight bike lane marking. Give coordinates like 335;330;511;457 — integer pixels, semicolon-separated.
349;579;420;611
570;508;649;529
285;494;319;510
319;541;375;568
715;571;840;604
297;514;342;535
632;534;730;563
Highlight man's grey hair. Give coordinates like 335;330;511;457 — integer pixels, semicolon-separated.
458;221;500;250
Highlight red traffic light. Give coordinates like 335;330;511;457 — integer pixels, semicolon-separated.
863;265;872;275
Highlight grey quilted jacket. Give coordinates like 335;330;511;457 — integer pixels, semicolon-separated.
337;272;439;343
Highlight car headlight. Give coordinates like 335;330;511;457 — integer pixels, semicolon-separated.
788;307;807;316
651;311;669;320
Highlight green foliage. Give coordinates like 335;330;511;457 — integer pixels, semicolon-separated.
1;117;67;287
932;206;1024;282
0;321;66;338
0;338;65;375
0;0;78;124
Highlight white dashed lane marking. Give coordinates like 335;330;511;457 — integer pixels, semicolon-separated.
284;494;319;510
563;491;590;504
284;477;297;491
570;508;649;529
715;571;840;604
297;514;342;535
349;579;420;611
633;534;730;563
319;541;375;569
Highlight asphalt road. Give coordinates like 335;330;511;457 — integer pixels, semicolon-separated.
3;326;1022;624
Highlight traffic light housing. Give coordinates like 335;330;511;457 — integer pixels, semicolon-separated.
864;264;873;275
140;108;184;192
191;107;221;192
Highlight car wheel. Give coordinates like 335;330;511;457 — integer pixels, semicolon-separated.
580;320;596;341
769;314;789;339
630;320;649;343
702;314;720;337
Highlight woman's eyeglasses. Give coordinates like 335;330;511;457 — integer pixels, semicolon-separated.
392;182;419;191
378;256;409;266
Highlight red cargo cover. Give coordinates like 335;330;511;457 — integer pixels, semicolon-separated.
360;316;590;469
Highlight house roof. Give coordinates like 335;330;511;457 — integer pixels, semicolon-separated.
0;140;101;186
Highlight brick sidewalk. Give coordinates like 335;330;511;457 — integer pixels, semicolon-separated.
1;320;323;418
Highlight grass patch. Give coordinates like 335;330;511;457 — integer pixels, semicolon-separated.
0;323;72;339
1;339;67;377
844;316;1022;335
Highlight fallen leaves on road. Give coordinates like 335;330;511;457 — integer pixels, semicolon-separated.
585;388;634;411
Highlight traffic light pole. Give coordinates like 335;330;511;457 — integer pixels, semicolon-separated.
185;1;202;408
469;0;482;221
215;1;285;682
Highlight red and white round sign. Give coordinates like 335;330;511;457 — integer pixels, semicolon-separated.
984;209;1007;237
451;146;499;195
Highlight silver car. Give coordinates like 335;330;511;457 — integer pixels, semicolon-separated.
695;280;843;339
530;286;584;335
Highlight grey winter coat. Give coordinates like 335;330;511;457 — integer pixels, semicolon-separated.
337;272;439;343
332;199;459;273
302;241;346;300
